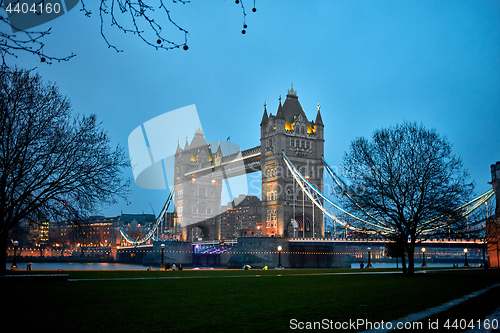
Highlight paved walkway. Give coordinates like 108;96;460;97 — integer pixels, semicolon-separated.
463;307;500;333
362;282;500;333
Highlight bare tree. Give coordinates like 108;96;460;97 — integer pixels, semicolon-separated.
0;67;129;273
342;122;474;274
0;0;258;64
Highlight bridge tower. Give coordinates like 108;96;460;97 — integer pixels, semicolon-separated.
173;127;223;241
492;161;500;217
260;84;325;238
487;161;500;267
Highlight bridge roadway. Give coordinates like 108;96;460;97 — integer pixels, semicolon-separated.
117;237;485;252
288;238;485;249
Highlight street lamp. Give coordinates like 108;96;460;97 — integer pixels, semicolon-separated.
421;248;427;267
277;245;283;268
10;240;19;270
367;247;373;268
464;248;469;267
160;244;166;269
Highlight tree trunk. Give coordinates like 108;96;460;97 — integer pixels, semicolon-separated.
408;239;416;274
0;230;8;275
407;250;415;274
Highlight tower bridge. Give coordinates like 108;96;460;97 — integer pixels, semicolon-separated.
118;84;498;268
117;237;487;268
173;84;325;242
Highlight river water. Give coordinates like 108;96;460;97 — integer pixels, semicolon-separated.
5;261;468;271
5;262;146;270
350;262;456;269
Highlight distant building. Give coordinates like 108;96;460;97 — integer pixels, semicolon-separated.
48;214;156;248
220;195;262;239
8;220;49;247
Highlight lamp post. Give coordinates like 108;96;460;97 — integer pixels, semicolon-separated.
367;247;373;268
464;248;469;267
421;248;427;267
277;245;283;268
160;244;165;269
10;240;19;270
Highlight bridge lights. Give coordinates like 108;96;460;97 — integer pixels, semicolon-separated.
421;248;427;267
464;248;469;267
367;247;373;268
160;244;166;269
277;245;283;268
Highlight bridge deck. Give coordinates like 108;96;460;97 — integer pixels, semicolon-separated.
289;238;485;248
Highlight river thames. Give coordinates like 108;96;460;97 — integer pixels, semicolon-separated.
5;262;463;270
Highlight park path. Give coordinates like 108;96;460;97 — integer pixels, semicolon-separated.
463;307;500;333
362;282;500;333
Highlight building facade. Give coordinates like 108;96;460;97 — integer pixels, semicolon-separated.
220;195;262;239
48;214;156;248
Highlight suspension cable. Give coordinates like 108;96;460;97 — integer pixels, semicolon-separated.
120;189;174;245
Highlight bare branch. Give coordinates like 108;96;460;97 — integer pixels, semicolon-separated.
0;0;76;65
1;0;258;63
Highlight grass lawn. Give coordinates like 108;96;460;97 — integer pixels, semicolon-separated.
2;268;499;332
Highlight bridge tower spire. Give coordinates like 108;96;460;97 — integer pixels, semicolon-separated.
260;85;324;238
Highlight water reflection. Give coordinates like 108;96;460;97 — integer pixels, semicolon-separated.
6;262;472;270
5;262;146;270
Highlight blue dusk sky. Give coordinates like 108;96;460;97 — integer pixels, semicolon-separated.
5;1;500;217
